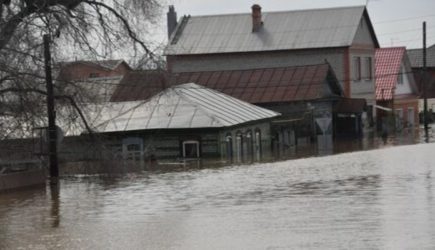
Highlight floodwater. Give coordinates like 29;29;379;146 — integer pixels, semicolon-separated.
1;142;435;249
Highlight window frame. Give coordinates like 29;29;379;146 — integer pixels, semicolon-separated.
353;56;362;81
182;140;200;158
364;57;372;81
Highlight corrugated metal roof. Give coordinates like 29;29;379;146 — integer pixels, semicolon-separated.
407;45;435;68
165;6;367;55
110;70;167;102
375;47;405;101
110;64;343;103
88;83;279;133
172;64;343;103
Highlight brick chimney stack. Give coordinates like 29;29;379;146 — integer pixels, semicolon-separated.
251;4;262;32
167;5;178;38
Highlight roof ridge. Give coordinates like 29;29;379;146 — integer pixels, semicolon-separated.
173;83;279;125
175;63;330;74
189;5;365;18
172;84;240;126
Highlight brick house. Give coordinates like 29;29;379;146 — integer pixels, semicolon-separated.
57;60;131;82
375;47;419;130
165;5;379;122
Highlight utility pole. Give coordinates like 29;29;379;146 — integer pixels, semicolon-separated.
423;22;429;142
43;34;59;181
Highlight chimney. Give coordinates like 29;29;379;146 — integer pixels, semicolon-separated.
251;4;262;32
167;5;178;39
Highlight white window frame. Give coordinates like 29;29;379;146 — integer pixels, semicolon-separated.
353;56;361;81
364;57;372;81
122;137;144;163
182;140;200;158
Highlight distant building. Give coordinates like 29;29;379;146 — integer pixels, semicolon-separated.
407;44;435;113
165;5;379;121
57;59;131;82
375;47;419;130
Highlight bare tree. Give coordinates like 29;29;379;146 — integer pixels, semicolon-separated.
0;0;163;139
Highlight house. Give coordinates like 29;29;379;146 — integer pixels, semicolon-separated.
165;5;379;123
170;63;366;137
55;60;131;103
110;70;167;102
110;63;366;158
407;44;435;113
375;47;419;130
67;83;280;164
63;76;124;103
57;59;131;82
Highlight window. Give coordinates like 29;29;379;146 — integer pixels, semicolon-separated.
396;108;403;119
182;140;200;158
122;137;143;162
396;108;403;129
225;133;233;162
364;57;372;80
254;129;262;162
235;132;243;163
353;56;361;81
398;65;404;85
245;130;254;162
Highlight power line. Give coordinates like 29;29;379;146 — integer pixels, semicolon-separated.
374;14;435;25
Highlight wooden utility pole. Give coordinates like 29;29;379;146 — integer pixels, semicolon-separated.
423;22;429;142
43;34;59;180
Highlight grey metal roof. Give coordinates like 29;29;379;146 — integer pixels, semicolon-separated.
86;83;279;133
407;45;435;68
165;6;367;55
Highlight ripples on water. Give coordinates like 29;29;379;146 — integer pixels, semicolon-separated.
1;143;435;249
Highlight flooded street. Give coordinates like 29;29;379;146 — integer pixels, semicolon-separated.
1;142;435;249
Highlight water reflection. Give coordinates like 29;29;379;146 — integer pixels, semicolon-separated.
0;143;435;249
50;183;60;228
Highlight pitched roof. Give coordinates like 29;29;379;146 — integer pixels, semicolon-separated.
61;59;130;71
67;76;123;102
407;45;435;68
375;47;405;100
88;83;279;132
165;6;378;55
171;64;343;103
110;70;167;102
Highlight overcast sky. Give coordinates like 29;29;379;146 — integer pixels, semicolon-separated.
159;0;435;49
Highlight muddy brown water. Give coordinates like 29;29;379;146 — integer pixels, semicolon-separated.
1;136;435;249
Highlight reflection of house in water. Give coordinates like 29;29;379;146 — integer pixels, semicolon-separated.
79;83;279;164
375;47;419;131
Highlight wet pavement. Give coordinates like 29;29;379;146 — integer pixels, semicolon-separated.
1;132;435;249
